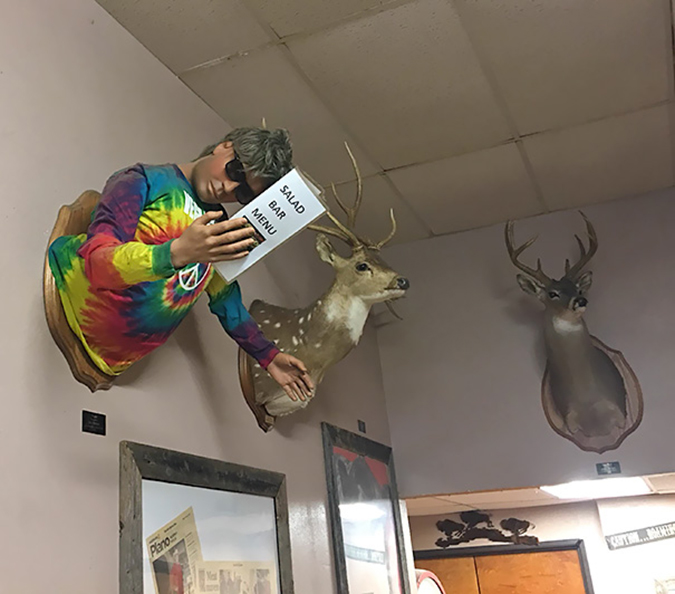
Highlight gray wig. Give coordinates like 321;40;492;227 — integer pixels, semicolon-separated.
197;127;293;185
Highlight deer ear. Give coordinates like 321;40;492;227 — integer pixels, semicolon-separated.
315;233;337;264
576;270;593;293
516;274;544;298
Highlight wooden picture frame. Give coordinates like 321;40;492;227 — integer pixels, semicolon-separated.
321;422;412;594
119;441;294;594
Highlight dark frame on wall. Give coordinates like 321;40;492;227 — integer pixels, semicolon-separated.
119;441;294;594
321;422;412;594
415;539;595;594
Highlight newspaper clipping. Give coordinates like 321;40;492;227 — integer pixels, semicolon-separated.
146;507;204;594
194;561;277;594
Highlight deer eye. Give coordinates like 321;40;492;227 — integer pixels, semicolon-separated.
356;262;370;272
548;291;560;299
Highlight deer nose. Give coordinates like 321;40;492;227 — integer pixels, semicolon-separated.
574;297;588;308
396;277;410;290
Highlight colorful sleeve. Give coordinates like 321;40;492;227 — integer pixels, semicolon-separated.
76;165;176;290
206;273;280;369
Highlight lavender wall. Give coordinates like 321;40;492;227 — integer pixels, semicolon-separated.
378;189;675;496
0;2;393;592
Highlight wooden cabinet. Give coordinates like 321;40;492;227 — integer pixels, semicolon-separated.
416;543;591;594
416;557;479;594
476;550;586;594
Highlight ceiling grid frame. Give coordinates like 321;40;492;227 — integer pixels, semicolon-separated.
180;0;421;75
236;0;437;237
277;0;527;233
276;42;435;238
446;0;550;214
93;0;675;241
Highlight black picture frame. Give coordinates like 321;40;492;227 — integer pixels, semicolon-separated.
321;422;412;594
119;441;294;594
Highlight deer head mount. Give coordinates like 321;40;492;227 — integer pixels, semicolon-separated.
505;212;643;453
506;212;597;321
239;143;409;432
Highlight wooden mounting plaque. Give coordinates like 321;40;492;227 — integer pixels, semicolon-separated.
541;335;643;454
43;190;115;392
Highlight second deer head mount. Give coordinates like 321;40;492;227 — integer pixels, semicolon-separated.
505;212;643;453
239;143;410;432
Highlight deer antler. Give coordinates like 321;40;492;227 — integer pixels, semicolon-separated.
308;142;398;251
330;142;363;229
308;141;365;248
564;211;598;280
308;211;362;247
504;221;553;285
371;208;397;251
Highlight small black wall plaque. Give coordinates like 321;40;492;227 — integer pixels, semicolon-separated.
357;419;366;434
596;461;621;476
82;410;106;436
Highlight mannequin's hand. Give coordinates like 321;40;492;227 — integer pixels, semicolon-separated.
170;213;257;268
266;353;314;402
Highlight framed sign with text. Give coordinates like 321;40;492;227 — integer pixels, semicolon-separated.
321;423;411;594
606;521;675;550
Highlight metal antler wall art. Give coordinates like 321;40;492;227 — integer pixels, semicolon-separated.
436;511;539;547
505;212;643;453
239;144;410;432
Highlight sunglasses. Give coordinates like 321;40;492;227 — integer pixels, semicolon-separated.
225;153;256;205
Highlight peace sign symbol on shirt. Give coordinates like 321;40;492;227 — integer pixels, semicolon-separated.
178;263;210;291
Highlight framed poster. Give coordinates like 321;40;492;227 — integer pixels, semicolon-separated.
321;423;411;594
119;441;294;594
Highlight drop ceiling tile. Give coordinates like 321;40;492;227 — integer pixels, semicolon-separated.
406;497;472;516
181;47;378;185
645;473;675;494
287;0;512;170
406;497;449;509
387;143;542;234
467;501;530;511
524;105;674;211
445;488;555;508
96;0;273;73
454;0;670;134
245;0;395;37
326;174;431;247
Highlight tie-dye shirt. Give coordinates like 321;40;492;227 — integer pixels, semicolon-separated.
48;163;279;376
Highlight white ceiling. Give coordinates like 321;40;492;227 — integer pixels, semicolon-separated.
405;472;675;516
95;0;675;245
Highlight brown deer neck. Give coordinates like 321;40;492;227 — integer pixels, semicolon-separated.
543;311;594;360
